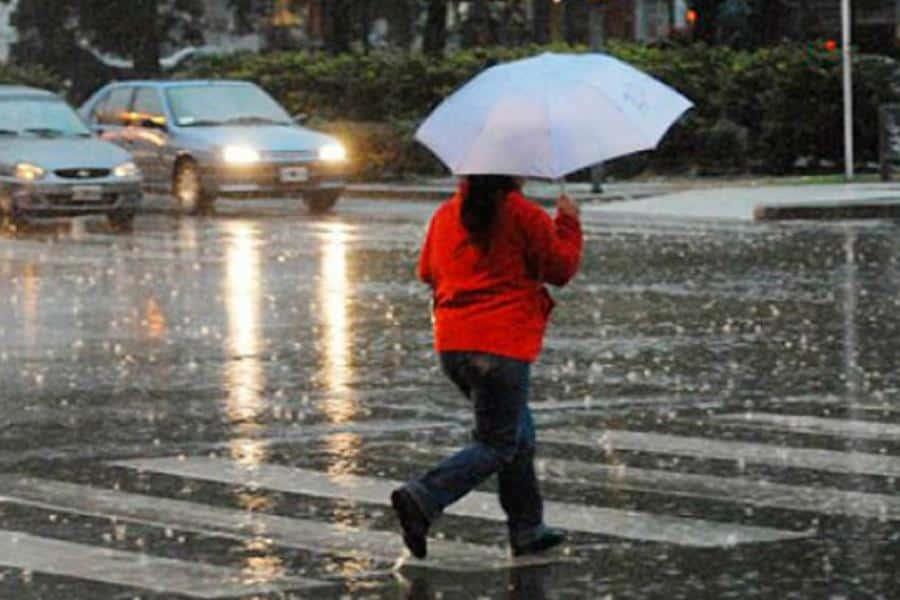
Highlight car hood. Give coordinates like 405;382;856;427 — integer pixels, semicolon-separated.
0;137;132;170
177;125;338;152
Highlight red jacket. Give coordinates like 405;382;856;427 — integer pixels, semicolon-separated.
418;186;583;362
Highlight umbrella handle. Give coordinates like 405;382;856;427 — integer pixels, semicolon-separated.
557;178;567;197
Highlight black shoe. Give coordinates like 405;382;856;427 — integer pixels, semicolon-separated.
510;527;566;557
391;487;429;559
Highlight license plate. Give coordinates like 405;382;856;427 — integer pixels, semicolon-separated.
71;185;103;201
280;167;309;183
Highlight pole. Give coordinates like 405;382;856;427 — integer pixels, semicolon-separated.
842;0;854;180
589;3;605;194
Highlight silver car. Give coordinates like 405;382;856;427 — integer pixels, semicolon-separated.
0;85;142;229
79;80;349;214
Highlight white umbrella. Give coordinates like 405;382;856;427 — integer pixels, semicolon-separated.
415;52;694;180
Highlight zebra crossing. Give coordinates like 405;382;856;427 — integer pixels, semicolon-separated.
112;457;807;547
0;402;898;597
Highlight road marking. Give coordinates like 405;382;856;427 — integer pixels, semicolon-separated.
0;419;454;467
542;429;900;478
0;530;322;598
114;457;810;547
712;412;900;442
0;476;546;572
416;445;900;521
537;457;900;521
530;395;719;412
850;403;900;415
530;394;845;428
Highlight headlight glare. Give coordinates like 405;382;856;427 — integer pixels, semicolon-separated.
223;145;260;164
113;161;140;178
14;162;46;181
318;143;347;162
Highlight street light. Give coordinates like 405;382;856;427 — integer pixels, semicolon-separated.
842;0;854;180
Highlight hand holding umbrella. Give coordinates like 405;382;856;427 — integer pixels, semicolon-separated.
557;194;580;219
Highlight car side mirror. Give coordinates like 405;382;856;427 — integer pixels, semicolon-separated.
293;112;309;125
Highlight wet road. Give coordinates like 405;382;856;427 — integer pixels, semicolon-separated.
1;197;900;598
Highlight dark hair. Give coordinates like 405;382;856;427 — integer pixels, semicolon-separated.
461;175;519;249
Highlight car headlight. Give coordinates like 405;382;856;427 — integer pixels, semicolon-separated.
14;162;46;181
318;143;347;162
222;145;261;165
113;161;140;178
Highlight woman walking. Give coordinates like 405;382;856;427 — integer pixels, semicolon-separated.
391;175;583;559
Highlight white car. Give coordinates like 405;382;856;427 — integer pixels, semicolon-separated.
80;80;349;214
0;85;142;229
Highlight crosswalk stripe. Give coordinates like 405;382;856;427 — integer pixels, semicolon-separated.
0;419;454;468
0;530;323;598
851;403;900;415
113;456;810;547
415;447;900;521
530;396;722;413
538;458;900;521
410;447;900;521
0;476;549;572
711;412;900;442
529;395;846;430
542;429;900;478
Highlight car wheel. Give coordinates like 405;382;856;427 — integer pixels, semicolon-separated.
303;190;341;214
107;209;135;232
174;159;213;215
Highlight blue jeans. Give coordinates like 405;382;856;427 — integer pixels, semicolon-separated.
405;351;545;544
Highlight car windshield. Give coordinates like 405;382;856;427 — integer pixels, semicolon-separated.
0;96;91;137
166;84;292;127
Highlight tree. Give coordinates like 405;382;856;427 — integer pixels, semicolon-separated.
320;0;352;53
532;0;551;44
423;0;448;56
5;0;205;79
688;0;723;43
689;0;792;47
563;0;590;45
469;0;492;45
360;0;373;52
384;0;415;50
75;0;204;76
496;0;530;46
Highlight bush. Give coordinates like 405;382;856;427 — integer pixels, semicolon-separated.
0;63;64;93
179;44;900;180
698;119;749;174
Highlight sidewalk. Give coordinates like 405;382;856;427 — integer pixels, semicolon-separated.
346;177;702;204
347;176;900;221
592;183;900;222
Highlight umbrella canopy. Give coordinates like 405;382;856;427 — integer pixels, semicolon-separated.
415;52;693;179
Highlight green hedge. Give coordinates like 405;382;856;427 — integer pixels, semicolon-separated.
0;63;64;93
181;44;900;178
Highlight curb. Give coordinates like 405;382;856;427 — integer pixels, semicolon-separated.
754;199;900;221
345;185;630;205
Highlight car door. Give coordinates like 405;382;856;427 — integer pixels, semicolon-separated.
90;86;134;148
129;87;170;187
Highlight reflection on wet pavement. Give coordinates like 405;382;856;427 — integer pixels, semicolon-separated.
0;201;900;598
223;220;268;466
